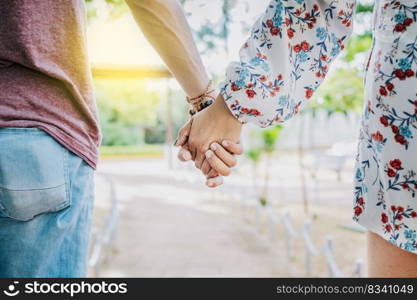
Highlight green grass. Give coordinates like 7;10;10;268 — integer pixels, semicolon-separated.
99;144;164;158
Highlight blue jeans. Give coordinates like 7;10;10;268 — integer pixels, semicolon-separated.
0;128;95;277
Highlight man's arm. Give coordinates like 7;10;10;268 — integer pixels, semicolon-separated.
125;0;209;99
126;0;240;186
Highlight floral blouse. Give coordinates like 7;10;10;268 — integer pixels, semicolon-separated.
220;0;417;254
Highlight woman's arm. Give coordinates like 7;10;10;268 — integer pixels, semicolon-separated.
220;0;356;127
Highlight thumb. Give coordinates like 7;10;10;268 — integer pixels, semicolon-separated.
175;119;193;146
206;176;223;188
178;146;192;162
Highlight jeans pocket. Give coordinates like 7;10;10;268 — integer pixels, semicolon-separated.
0;128;70;221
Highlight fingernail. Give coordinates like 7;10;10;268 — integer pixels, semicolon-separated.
222;140;229;147
205;150;213;159
183;152;191;160
207;181;214;187
210;143;217;151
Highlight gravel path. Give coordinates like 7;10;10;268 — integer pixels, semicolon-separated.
91;158;365;277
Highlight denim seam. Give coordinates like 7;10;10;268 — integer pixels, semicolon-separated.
0;184;65;192
0;203;70;222
0;128;46;135
63;146;71;208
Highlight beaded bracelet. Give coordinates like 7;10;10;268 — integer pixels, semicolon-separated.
186;80;216;116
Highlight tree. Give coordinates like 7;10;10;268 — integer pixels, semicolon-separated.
85;0;128;20
246;148;262;193
310;68;365;116
260;125;283;206
95;79;161;145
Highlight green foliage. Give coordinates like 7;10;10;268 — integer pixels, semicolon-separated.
261;125;283;153
95;79;160;125
259;197;268;207
85;0;128;21
95;79;162;145
246;148;262;163
155;89;191;143
356;2;374;14
343;33;372;62
310;68;365;116
100;144;164;157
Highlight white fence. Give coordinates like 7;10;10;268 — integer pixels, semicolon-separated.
91;160;364;277
208;181;364;278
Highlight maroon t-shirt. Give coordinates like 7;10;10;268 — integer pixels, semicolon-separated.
0;0;100;168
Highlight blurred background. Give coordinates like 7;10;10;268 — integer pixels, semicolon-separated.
85;0;374;277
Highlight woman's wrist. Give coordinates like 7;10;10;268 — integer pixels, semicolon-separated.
208;94;242;128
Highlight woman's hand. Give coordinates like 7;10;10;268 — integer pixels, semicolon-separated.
175;94;243;187
201;140;243;177
177;137;243;187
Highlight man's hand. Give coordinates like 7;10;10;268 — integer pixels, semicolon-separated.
175;94;243;187
186;94;242;160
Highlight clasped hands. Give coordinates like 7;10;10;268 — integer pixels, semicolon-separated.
175;94;243;187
